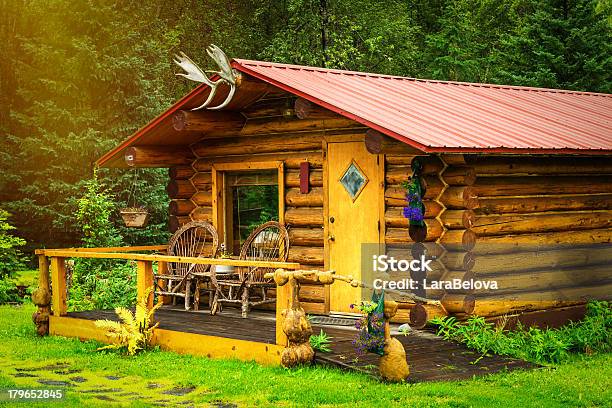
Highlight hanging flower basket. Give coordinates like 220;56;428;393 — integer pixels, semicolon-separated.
120;207;150;228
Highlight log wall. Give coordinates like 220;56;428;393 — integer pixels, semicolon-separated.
167;94;366;314
396;153;612;319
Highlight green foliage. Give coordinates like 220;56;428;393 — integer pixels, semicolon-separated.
0;0;610;265
0;209;26;278
95;286;162;355
309;329;333;353
77;170;123;249
431;301;612;364
0;279;20;304
69;173;136;311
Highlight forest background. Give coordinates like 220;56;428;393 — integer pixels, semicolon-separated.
1;0;610;264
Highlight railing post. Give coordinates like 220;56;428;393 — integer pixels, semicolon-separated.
50;257;67;316
137;260;154;309
31;255;52;335
275;278;291;347
157;261;171;305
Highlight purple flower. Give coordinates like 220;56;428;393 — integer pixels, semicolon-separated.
403;206;424;222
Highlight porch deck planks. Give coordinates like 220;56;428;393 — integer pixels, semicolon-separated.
67;308;533;382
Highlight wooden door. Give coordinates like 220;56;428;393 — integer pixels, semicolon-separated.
327;141;382;314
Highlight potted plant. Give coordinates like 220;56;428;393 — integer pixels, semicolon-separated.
120;206;150;228
215;244;235;274
350;292;386;357
402;177;427;242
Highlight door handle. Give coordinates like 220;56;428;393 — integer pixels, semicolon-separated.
328;235;335;242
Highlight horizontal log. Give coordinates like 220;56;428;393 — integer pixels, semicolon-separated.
386;171;444;198
235;115;360;137
241;97;296;119
298;285;325;303
169;200;196;216
168;215;191;233
191;172;212;190
441;293;475;314
192;152;323;172
476;193;612;215
474;176;612;197
471;245;612;275
385;155;417;166
439;186;479;210
288;246;324;265
365;129;422;155
285;187;323;207
440;154;467;166
471;264;612;295
172;110;245;133
385;242;446;260
463;155;612;175
441;166;476;186
472;228;612;255
440;251;475;271
471;282;612;317
411;155;445;175
438;229;477;251
385;210;443;231
441;210;475;229
192;192;212;206
125;146;194;168
285;207;324;227
192;133;323;157
288;228;324;246
472;211;612;236
166;180;196;199
294;98;344;121
409;303;449;329
190;206;212;222
286;169;323;187
169;166;195;180
386;221;444;243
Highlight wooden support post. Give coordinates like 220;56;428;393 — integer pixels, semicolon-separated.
137;260;154;309
50;257;67;316
275;279;291;347
157;261;171;305
37;255;50;296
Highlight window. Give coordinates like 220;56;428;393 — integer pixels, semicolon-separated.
225;171;279;254
212;162;284;256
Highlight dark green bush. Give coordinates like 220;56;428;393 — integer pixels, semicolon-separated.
431;301;611;364
0;279;21;304
0;209;26;279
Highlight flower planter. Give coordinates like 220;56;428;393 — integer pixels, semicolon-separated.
120;208;150;228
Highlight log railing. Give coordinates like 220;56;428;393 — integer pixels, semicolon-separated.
32;247;301;343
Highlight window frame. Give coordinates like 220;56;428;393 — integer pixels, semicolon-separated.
211;161;285;249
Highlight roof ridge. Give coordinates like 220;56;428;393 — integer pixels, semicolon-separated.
233;58;612;98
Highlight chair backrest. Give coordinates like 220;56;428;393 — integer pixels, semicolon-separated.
238;221;289;283
167;221;219;277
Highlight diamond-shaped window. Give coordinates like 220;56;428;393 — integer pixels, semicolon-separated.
339;160;368;201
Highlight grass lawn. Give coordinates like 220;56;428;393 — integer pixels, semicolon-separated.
0;304;610;407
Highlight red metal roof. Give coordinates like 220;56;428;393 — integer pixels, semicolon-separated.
97;58;612;166
233;59;612;154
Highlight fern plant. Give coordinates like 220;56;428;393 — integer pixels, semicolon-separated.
310;329;333;353
94;286;162;355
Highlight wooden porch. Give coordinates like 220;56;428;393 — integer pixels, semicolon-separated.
32;246;533;381
56;307;533;382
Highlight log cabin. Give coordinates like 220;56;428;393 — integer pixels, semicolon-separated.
94;58;612;327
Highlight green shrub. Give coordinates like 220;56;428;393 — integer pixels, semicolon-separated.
0;279;20;304
68;171;136;311
0;209;26;279
431;301;611;364
310;329;333;353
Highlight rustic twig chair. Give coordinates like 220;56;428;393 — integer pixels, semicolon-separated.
155;221;219;310
211;221;289;318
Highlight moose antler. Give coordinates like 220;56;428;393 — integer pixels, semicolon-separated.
173;45;239;110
